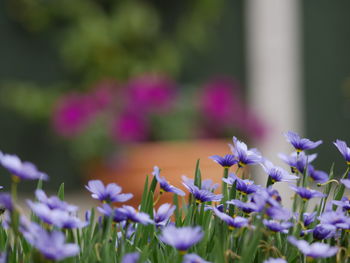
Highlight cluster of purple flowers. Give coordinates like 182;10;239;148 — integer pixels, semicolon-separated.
1;131;350;262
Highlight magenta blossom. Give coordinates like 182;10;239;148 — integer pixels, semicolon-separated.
126;73;176;113
110;111;148;142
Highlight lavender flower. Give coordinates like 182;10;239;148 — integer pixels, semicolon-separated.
263;220;293;233
182;179;222;204
332;197;350;211
334;139;350;164
97;203;127;223
35;189;78;212
288;236;338;259
263;258;287;263
261;160;298;183
152;166;185;196
209;154;237;168
122;252;140;263
154;203;176;227
118;205;153;225
24;226;79;261
159;225;203;252
85;180;133;203
0;153;48;180
278;152;317;174
284;131;322;152
182;176;219;191
229;137;262;167
303;212;317;227
308;165;329;183
312;224;336;240
235;178;260;195
318;211;349;228
183;253;211;263
213;207;248;230
266;206;292;221
227;199;262;214
289;185;325;200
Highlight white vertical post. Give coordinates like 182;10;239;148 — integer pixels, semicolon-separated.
245;0;302;206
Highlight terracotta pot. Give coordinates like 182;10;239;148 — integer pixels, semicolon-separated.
85;139;239;206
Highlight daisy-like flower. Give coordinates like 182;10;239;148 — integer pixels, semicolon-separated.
183;253;212;263
235;178;260;195
229;137;262;167
289;185;325;201
266;206;292;221
226;199;263;214
287;236;338;259
312;224;336;240
332;197;350;211
263;258;287;263
303;212;317;227
85;180;133;203
182;176;219;192
0;153;48;181
23;224;79;261
159;225;203;252
334;139;350;165
152;166;185;196
209;154;237;168
118;205;153;225
182;179;222;204
97;204;127;223
318;211;349;228
263;220;293;233
154;203;176;227
35;189;78;212
212;207;248;230
0;193;13;212
284;131;322;152
308;165;329;183
121;252;140;263
261;160;298;183
278;152;317;174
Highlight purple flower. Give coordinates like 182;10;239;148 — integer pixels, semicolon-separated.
35;189;77;212
318;211;349;228
122;252;140;263
209;154;237;168
284;131;322;152
266;206;292;221
154;203;176;227
182;179;222;204
213;207;248;230
303;212;317;227
183;253;211;263
118;205;153;225
312;224;336;240
308;165;329;183
263;258;287;263
97;204;127;223
0;153;48;181
182;176;219;191
24;226;79;261
261;160;298;183
152;167;185;196
288;236;338;259
263;220;293;233
289;185;325;200
159;225;203;251
27;201;86;229
235;178;260;195
340;179;350;189
332;197;350;211
229;137;262;167
0;193;13;212
86;180;133;203
278;152;317;174
334;139;350;164
226;199;262;214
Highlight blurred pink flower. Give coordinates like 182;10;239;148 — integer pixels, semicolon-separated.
126;73;176;113
110;111;148;143
52;94;96;137
91;80;116;111
199;77;266;140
